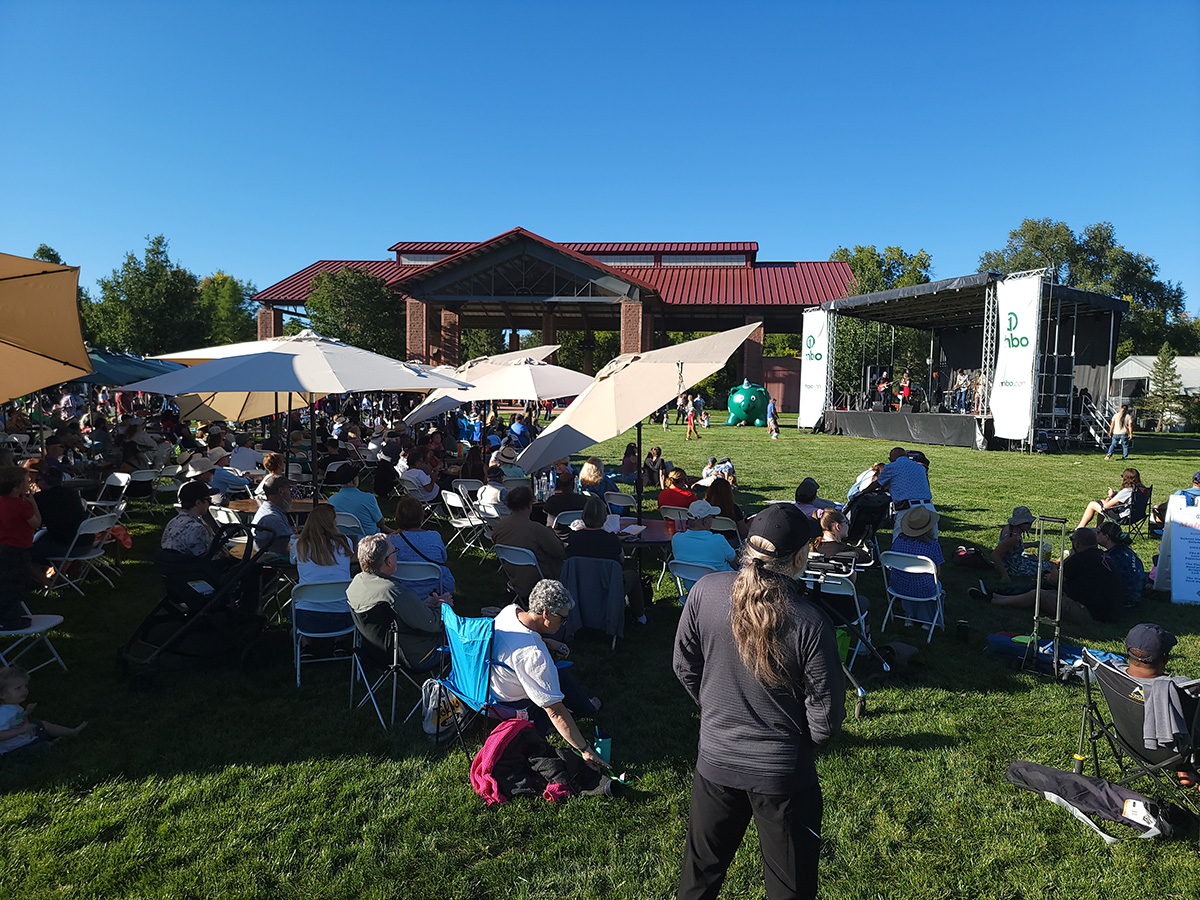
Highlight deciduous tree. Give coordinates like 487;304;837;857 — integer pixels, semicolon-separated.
305;266;405;360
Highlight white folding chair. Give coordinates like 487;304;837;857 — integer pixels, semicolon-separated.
655;506;691;587
441;490;485;554
605;491;636;513
0;602;67;673
494;544;544;596
287;462;312;484
290;581;355;687
451;478;483;502
44;513;120;595
393;560;445;595
151;464;182;516
803;572;869;671
550;510;584;531
126;468;161;504
668;560;720;605
86;472;131;515
335;512;366;544
321;460;351;494
879;550;945;643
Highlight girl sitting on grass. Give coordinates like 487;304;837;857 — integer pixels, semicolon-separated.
0;665;86;755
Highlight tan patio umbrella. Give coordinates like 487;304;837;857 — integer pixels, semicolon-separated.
404;344;560;426
515;323;761;477
174;391;325;423
0;252;91;403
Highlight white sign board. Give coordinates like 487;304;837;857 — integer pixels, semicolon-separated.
1156;489;1200;603
989;275;1042;440
798;308;829;429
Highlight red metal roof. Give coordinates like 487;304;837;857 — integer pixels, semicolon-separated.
610;261;853;306
252;260;418;303
563;241;757;255
386;241;477;254
393;227;661;296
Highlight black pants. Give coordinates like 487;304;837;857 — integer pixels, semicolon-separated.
677;771;823;900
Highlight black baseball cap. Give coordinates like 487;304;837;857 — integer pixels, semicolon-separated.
747;504;821;558
1125;624;1177;664
795;477;819;502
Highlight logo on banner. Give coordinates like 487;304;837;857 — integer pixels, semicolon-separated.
804;334;822;361
1004;312;1029;348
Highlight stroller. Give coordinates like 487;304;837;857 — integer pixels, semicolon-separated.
843;486;890;564
121;522;278;680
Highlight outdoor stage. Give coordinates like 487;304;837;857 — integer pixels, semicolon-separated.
819;409;990;449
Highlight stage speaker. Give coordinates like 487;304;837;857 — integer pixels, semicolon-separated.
872;402;887;412
899;403;912;413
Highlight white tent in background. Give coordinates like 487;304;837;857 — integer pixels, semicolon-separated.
515;323;760;473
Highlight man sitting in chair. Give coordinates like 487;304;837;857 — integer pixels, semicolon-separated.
492;486;565;598
543;470;588;538
491;579;607;772
346;533;449;673
1120;623;1200;785
671;499;736;591
327;462;387;535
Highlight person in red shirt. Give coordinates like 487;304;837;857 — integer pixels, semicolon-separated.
658;469;699;510
0;466;42;629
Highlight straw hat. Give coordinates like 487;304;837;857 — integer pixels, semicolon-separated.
899;505;939;537
183;457;216;478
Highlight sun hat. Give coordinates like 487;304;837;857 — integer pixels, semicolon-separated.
795;477;820;502
1008;506;1035;527
747;503;822;557
183;457;216;478
1125;624;1177;664
899;505;939;537
207;447;232;464
687;499;720;519
495;445;519;466
327;462;364;485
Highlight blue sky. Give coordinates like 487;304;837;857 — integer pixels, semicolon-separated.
3;1;1197;312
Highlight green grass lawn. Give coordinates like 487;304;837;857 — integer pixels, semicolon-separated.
3;423;1200;899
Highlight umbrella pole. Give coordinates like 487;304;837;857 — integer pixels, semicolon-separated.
635;420;643;525
284;393;292;485
311;394;320;506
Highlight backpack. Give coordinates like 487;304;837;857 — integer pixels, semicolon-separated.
1005;760;1180;843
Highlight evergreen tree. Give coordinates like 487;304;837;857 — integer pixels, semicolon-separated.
198;272;258;346
1145;341;1184;432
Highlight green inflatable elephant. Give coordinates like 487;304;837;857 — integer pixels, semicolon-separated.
726;380;770;427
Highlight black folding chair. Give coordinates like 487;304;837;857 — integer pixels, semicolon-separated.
1075;649;1200;836
350;602;444;729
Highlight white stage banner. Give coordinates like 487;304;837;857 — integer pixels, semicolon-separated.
990;274;1042;440
798;308;830;428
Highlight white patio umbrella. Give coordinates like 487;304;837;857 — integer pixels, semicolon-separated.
403;344;561;426
455;358;593;404
515;322;761;476
1;252;91;403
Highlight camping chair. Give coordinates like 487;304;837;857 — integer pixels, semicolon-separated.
1100;485;1153;539
44;513;120;595
493;544;544;600
560;556;625;649
428;604;519;751
1075;649;1200;828
880;550;945;643
86;472;131;515
668;560;720;605
844;488;890;565
350;601;443;729
290;580;354;687
441;490;485;554
0;602;68;674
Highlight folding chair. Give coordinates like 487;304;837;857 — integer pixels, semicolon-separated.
806;571;869;671
503;477;531;495
494;544;544;599
334;511;366;543
441;490;485;554
549;510;584;531
86;473;131;515
1075;649;1200;835
151;465;182;516
605;491;636;514
668;560;720;604
451;478;483;505
126;468;160;503
320;460;351;495
0;602;67;673
711;516;741;546
44;513;120;595
350;601;441;729
290;580;354;687
880;550;945;642
393;560;446;595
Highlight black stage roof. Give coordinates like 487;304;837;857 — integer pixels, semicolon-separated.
821;272;1128;331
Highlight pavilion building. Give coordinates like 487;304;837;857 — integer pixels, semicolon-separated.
251;227;853;392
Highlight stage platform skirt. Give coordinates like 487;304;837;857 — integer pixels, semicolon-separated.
817;409;991;449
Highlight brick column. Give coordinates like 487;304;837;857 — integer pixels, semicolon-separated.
406;299;428;363
439;308;460;368
257;306;283;339
620;300;646;356
541;309;557;363
743;318;764;385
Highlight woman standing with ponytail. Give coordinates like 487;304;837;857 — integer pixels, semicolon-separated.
673;504;844;900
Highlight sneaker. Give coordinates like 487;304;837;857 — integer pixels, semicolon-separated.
968;587;990;602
